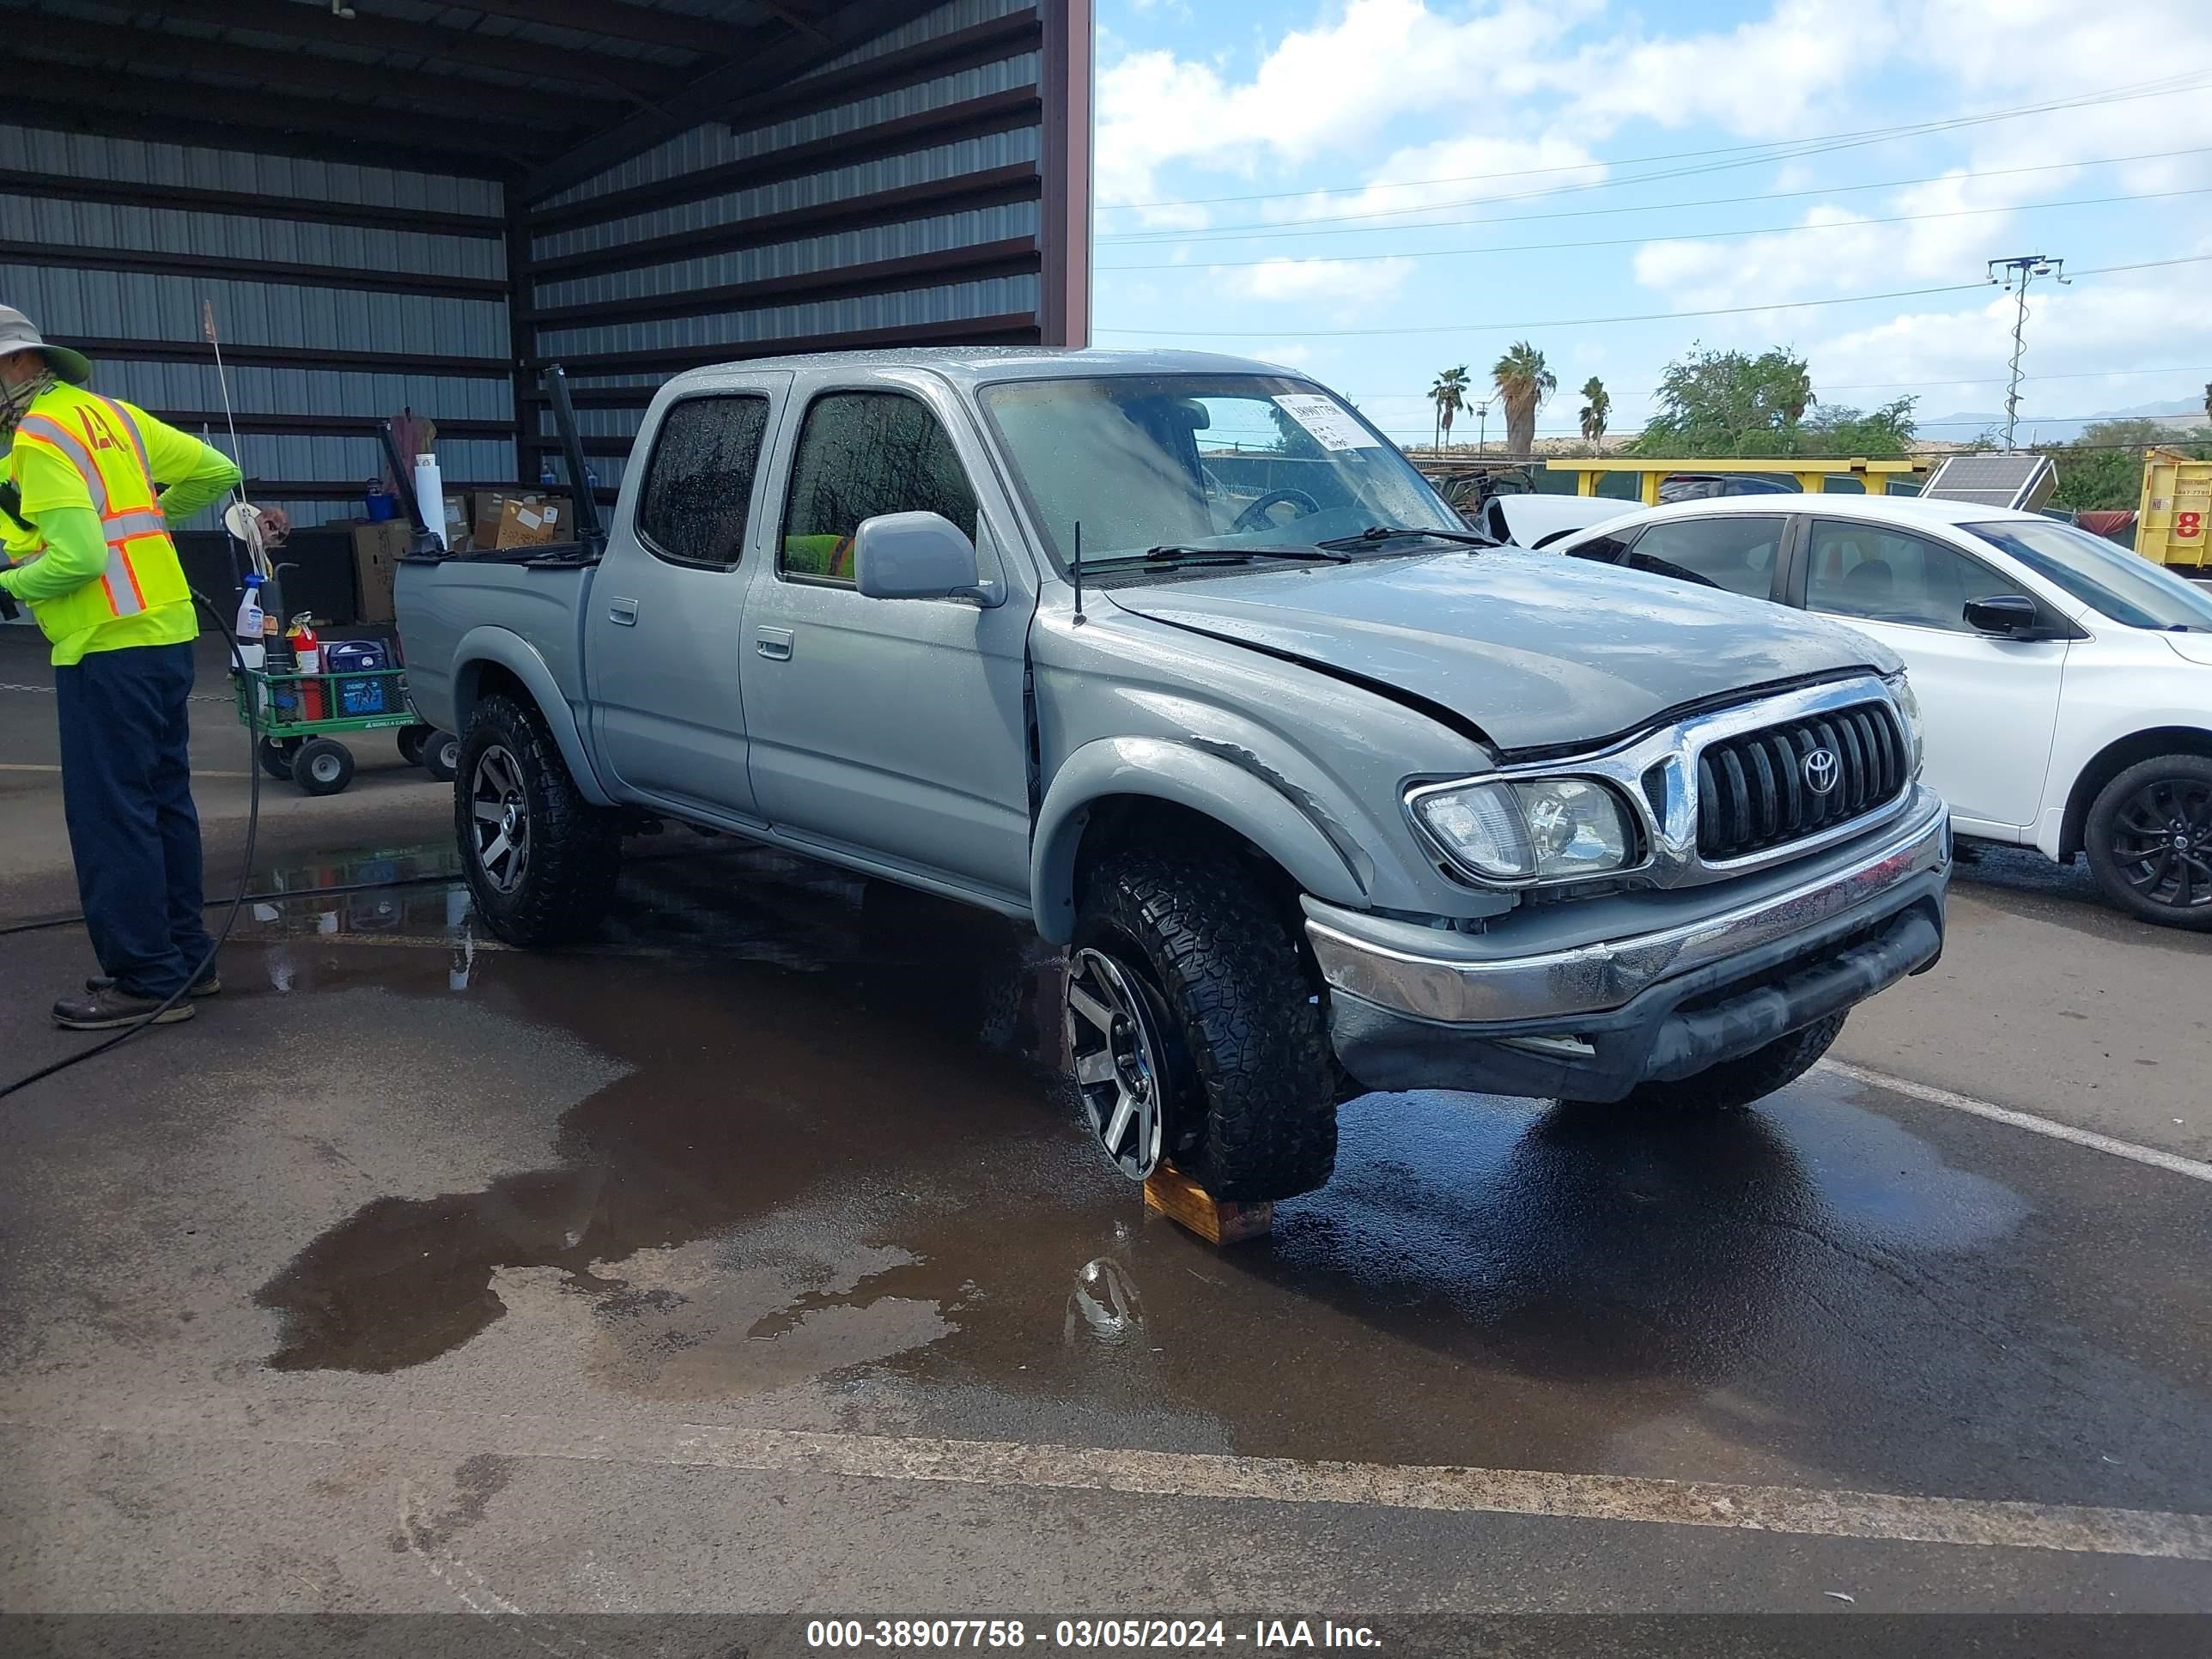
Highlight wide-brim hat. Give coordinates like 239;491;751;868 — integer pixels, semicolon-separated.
0;305;91;386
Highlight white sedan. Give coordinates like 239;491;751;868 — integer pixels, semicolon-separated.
1552;493;2212;930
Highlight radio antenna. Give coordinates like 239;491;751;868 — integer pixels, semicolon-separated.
1071;520;1085;625
199;300;260;573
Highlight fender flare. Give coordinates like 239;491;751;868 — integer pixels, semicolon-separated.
1030;736;1371;945
451;625;615;807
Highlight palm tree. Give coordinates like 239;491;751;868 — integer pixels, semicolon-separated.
1578;376;1610;448
1492;341;1555;460
1428;366;1471;453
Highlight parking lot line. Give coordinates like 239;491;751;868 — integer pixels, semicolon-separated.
1819;1060;2212;1185
13;1408;2212;1561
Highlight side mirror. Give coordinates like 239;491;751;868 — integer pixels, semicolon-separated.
1963;593;2041;637
853;512;1002;606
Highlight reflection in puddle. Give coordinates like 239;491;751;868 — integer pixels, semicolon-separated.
1065;1255;1148;1348
240;830;2212;1511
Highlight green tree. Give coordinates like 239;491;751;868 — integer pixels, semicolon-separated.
2048;419;2211;514
1632;344;1911;457
1577;376;1610;447
1492;341;1555;460
1428;365;1471;451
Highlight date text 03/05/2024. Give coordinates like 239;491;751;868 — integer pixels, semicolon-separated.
805;1620;1383;1650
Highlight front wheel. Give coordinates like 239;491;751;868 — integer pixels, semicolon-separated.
456;694;621;946
291;737;355;797
2085;755;2212;931
1069;848;1336;1201
1582;1012;1847;1113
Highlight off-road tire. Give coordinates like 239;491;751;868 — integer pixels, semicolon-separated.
1594;1011;1847;1112
1074;848;1335;1200
2084;754;2212;932
457;693;621;947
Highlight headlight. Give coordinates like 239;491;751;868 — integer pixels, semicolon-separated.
1884;672;1924;777
1410;776;1636;882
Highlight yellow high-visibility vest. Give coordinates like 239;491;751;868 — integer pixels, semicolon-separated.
7;383;194;655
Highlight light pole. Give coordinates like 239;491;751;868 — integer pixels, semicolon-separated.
1986;254;2068;452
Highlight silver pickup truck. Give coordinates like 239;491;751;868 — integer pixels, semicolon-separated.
396;348;1949;1201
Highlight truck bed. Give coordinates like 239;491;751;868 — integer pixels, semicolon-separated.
392;546;597;739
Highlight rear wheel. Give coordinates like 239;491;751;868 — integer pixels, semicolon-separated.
421;729;461;783
257;736;299;781
398;724;431;766
2085;755;2212;931
1585;1012;1847;1113
456;694;621;946
1070;848;1336;1200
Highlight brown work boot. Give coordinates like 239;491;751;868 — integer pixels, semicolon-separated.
52;986;197;1030
87;971;220;998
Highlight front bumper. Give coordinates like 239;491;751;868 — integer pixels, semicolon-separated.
1309;787;1951;1102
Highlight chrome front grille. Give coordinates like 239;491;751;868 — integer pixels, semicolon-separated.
1690;700;1910;862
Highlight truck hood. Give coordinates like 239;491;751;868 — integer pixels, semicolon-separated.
1103;549;1896;755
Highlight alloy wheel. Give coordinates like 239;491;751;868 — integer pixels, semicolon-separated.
1065;948;1167;1181
2109;774;2212;912
469;744;532;896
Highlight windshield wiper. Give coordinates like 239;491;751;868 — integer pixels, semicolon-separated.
1315;524;1496;550
1126;544;1352;566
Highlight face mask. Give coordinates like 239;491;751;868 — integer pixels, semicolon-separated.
1;365;56;439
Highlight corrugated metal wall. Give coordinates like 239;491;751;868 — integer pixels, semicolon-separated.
518;0;1049;491
1;122;513;530
4;0;1089;532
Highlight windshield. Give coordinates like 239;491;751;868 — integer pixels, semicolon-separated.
1967;520;2212;631
976;374;1462;571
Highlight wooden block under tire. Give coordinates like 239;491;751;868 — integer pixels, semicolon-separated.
1143;1162;1273;1244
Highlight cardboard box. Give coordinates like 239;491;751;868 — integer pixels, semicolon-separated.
494;497;567;549
470;490;570;550
349;517;411;623
441;494;471;554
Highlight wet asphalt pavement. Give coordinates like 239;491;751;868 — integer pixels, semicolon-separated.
2;827;2209;1636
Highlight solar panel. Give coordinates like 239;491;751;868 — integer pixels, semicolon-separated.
1922;454;2057;511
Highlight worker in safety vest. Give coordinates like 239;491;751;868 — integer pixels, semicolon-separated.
0;307;242;1030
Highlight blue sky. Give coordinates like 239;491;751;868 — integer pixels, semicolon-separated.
1090;0;2212;449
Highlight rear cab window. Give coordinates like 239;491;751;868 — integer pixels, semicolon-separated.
635;394;771;570
779;391;978;585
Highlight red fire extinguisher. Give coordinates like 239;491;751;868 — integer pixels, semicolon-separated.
287;616;324;720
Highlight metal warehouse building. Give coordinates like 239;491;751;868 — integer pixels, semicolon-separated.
3;0;1093;535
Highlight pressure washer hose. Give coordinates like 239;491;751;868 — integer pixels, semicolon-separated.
0;589;258;1101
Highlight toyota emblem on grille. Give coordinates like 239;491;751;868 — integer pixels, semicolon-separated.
1803;747;1840;795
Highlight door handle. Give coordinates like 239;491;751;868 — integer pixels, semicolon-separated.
607;598;639;627
755;627;793;661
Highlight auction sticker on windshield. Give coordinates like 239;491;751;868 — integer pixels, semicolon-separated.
1273;394;1380;451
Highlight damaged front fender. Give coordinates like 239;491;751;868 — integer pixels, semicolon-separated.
1030;736;1373;945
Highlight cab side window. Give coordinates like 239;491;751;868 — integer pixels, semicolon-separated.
1804;520;2029;632
781;392;978;585
1624;515;1785;599
635;394;770;570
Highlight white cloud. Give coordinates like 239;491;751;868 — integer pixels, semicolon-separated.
1095;0;1593;207
1549;0;1902;140
1227;257;1417;304
1271;133;1609;228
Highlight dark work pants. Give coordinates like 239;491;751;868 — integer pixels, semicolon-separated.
53;641;214;1000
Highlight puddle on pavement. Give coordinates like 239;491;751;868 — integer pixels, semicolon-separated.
244;835;2212;1499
